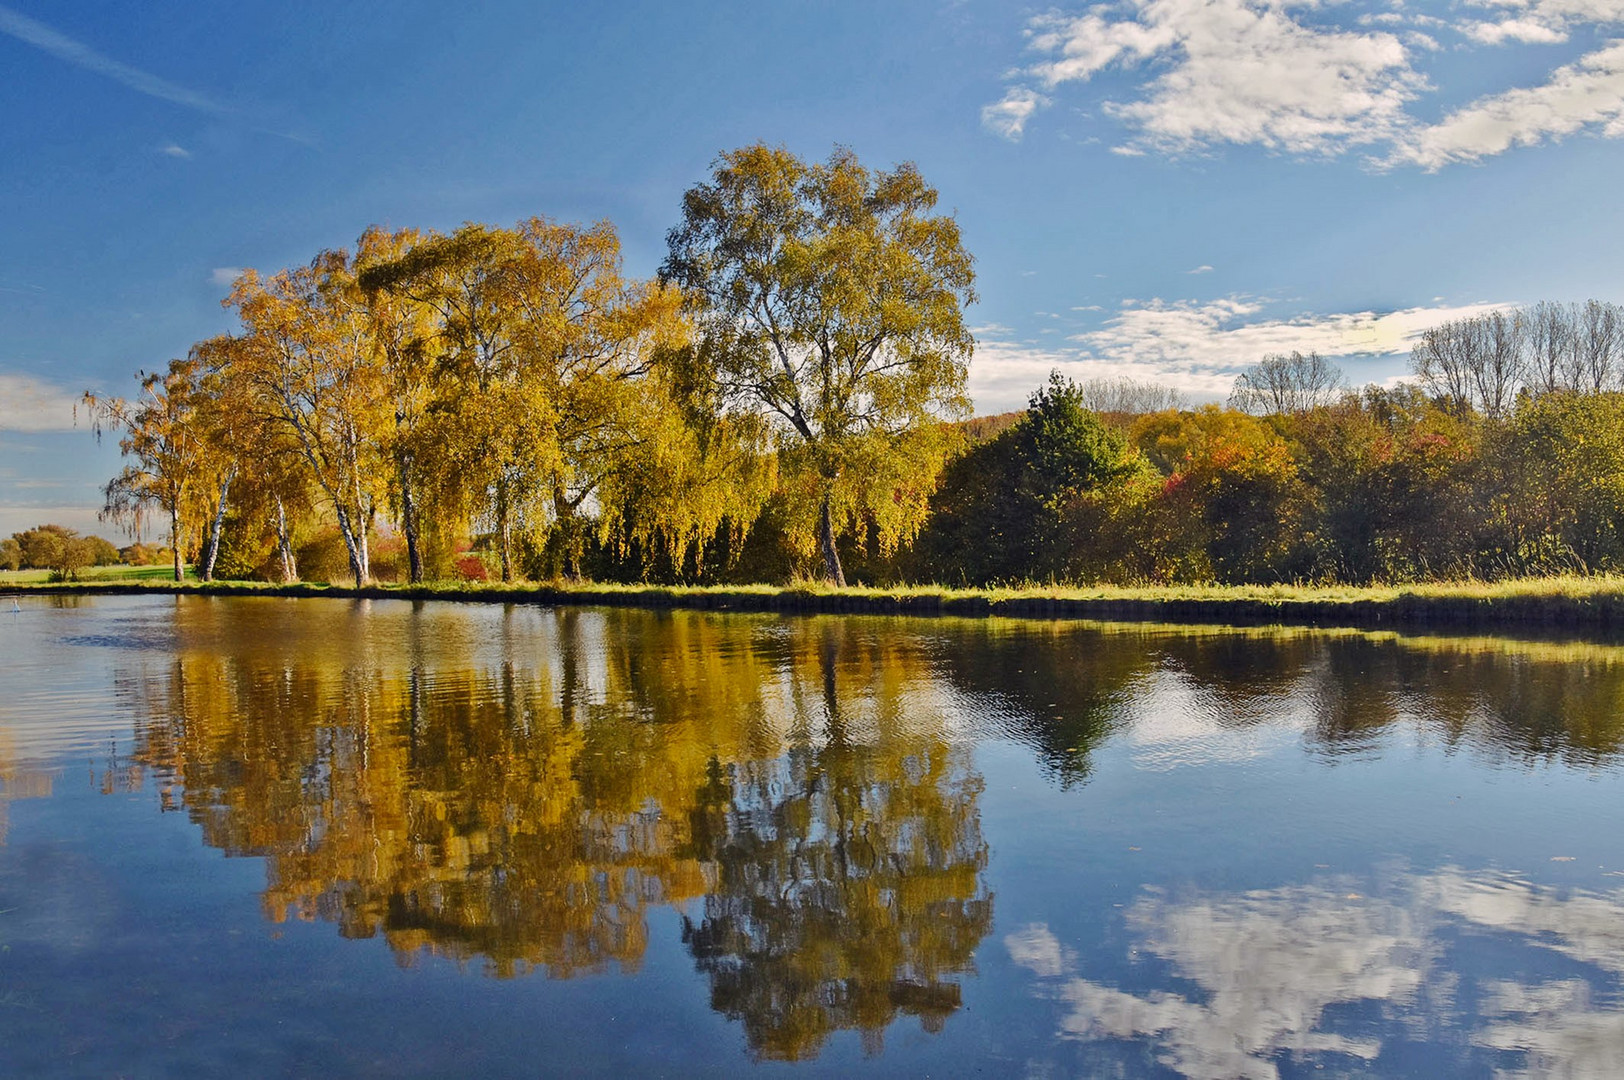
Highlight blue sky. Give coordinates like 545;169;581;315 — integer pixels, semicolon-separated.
4;0;1624;538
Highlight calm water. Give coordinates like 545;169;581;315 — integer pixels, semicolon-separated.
2;596;1623;1077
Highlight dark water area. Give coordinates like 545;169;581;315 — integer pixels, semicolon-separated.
2;595;1622;1077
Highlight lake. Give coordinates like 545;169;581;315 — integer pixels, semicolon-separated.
1;594;1621;1077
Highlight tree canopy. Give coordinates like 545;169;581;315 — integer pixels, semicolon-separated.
661;144;977;583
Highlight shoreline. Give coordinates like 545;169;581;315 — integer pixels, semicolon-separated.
13;576;1624;631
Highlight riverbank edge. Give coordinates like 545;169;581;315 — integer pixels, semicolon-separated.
13;577;1624;630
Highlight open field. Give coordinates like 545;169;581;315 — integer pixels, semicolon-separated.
0;564;193;586
14;572;1624;630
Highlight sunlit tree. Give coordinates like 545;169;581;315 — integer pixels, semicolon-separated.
662;144;977;583
228;253;388;585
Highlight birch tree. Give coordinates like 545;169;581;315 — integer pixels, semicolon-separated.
81;358;209;582
661;144;977;584
228;253;387;586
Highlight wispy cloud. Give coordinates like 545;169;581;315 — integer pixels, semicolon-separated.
0;373;84;433
1185;264;1214;275
1460;0;1624;45
985;0;1624;168
966;296;1507;412
0;4;230;116
1076;296;1507;367
981;87;1049;140
210;267;245;287
159;143;192;159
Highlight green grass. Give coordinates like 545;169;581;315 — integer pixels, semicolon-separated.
13;570;1624;630
0;564;191;586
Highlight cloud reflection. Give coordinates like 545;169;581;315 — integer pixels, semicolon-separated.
1010;868;1624;1078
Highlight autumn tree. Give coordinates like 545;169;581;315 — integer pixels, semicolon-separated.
354;226;438;583
81;358;211;581
358;224;561;581
6;524;117;579
661;144;977;584
228;253;387;586
182;336;268;582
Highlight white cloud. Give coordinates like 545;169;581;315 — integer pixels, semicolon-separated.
1388;41;1624;169
210;267;245;287
1077;296;1507;367
1185;264;1215;274
0;373;84;433
987;0;1624;167
1012;882;1423;1078
0;5;230;116
1459;0;1624;45
1462;17;1572;44
1005;924;1073;977
981;87;1049;140
966;297;1506;413
1013;869;1624;1080
1012;0;1426;156
159;143;192;159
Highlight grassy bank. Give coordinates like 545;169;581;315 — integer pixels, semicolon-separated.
13;572;1624;630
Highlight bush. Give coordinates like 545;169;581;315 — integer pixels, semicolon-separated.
119;542;171;566
293;529;354;584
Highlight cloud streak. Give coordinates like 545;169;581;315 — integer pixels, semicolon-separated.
1388;41;1624;169
966;296;1507;412
0;4;230;116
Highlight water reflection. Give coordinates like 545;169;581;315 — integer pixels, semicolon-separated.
1009;867;1624;1079
684;742;990;1060
71;600;1624;1066
1060;624;1624;769
0;733;53;844
119;605;995;1057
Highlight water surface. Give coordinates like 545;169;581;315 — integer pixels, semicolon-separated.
1;595;1622;1076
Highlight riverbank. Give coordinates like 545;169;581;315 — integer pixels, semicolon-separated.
13;574;1624;630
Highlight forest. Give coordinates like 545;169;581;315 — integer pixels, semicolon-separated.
76;144;1624;589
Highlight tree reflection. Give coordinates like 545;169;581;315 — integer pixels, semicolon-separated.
112;599;1624;1062
680;630;991;1060
121;604;993;1056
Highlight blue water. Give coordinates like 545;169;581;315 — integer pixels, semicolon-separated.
1;594;1621;1076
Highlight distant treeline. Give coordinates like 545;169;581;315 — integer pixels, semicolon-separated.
893;357;1624;587
78;142;1624;588
0;523;168;579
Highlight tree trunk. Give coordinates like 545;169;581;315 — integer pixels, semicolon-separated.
334;505;369;587
401;476;424;583
553;481;580;581
169;504;183;583
199;472;235;583
275;497;297;582
818;493;846;586
497;479;514;583
395;410;425;583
